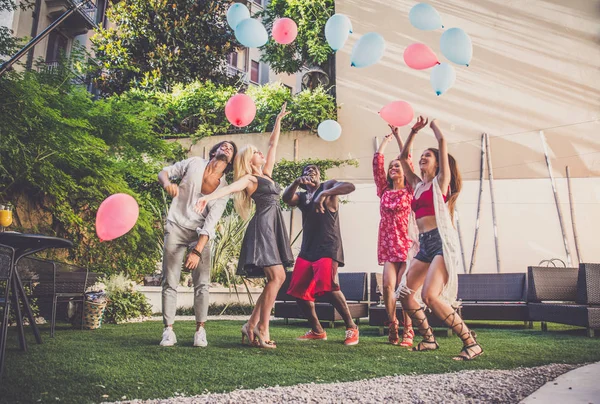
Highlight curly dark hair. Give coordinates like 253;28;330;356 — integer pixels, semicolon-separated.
209;141;238;174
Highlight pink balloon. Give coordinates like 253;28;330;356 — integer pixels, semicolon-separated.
403;43;439;70
96;194;139;242
272;18;298;45
379;101;414;127
225;94;256;127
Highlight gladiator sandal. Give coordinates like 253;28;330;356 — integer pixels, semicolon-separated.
385;319;400;345
442;309;483;361
405;307;439;351
399;322;415;347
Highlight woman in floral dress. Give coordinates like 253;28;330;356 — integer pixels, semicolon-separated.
372;123;416;346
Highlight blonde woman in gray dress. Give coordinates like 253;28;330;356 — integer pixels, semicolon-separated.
195;103;293;349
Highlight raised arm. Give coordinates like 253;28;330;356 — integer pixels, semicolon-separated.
263;103;291;177
315;179;356;213
389;124;405;154
194;175;254;214
282;175;315;207
373;134;392;197
399;116;428;189
430;119;450;193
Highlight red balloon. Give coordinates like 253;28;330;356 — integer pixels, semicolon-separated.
403;43;439;70
225;94;257;127
96;194;139;242
379;101;414;127
272;17;298;45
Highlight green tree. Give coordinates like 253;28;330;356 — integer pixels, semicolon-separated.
0;62;183;279
259;0;334;75
91;0;239;95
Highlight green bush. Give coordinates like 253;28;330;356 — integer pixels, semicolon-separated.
149;81;337;139
97;274;153;324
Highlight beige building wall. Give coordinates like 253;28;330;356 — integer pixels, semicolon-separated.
191;0;600;275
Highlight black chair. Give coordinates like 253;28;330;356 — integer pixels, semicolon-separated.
17;258;98;337
274;271;369;328
0;243;16;379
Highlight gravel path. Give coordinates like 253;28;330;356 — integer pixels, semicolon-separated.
112;363;579;404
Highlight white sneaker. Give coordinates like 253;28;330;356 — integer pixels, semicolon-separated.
160;327;177;346
194;327;208;347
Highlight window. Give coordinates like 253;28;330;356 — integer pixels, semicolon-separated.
250;60;259;83
45;31;69;64
228;52;238;68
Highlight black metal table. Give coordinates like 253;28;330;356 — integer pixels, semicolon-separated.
0;232;72;350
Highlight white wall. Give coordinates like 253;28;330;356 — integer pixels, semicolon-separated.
330;177;600;275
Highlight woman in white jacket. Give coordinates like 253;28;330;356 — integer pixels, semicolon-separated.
398;116;483;361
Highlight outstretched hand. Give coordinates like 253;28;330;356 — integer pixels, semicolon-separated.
411;116;429;133
276;102;291;121
388;124;399;137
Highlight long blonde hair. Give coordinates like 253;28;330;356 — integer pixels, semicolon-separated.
233;144;258;220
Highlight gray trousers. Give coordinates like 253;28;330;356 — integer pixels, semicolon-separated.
162;221;211;326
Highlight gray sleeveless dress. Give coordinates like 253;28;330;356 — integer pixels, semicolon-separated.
237;175;294;278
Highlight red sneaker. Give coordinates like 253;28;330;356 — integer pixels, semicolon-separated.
297;330;327;341
344;327;359;346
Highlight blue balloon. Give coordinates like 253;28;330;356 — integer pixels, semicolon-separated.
227;3;250;30
235;18;268;48
350;32;386;68
317;120;342;141
430;63;456;96
325;14;353;51
440;28;473;66
409;3;443;31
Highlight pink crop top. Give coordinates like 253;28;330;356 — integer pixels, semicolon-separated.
411;183;448;219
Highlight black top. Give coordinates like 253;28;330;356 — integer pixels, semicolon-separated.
297;184;344;266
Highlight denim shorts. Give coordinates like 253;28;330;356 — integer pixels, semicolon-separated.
414;228;444;263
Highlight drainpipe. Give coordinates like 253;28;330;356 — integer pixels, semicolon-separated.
25;0;43;70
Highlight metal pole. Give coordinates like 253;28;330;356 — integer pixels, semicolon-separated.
455;208;467;273
469;134;486;274
565;166;582;263
0;0;92;77
539;130;572;266
485;133;502;273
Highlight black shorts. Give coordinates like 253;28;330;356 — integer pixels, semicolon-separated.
414;228;444;263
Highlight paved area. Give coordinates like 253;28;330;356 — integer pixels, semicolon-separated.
520;361;600;404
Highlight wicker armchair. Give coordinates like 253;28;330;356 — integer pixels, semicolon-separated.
527;265;600;337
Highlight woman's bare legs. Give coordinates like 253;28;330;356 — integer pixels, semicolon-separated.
400;259;437;350
422;256;482;359
254;265;286;342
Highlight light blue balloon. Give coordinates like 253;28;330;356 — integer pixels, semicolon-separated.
317;120;342;141
235;18;268;48
227;3;250;30
409;3;443;31
440;28;473;66
325;14;353;51
350;32;385;68
430;62;456;96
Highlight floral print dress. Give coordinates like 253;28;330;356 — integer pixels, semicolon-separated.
373;153;413;265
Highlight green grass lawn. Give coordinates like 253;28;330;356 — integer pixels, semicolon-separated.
1;320;599;403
